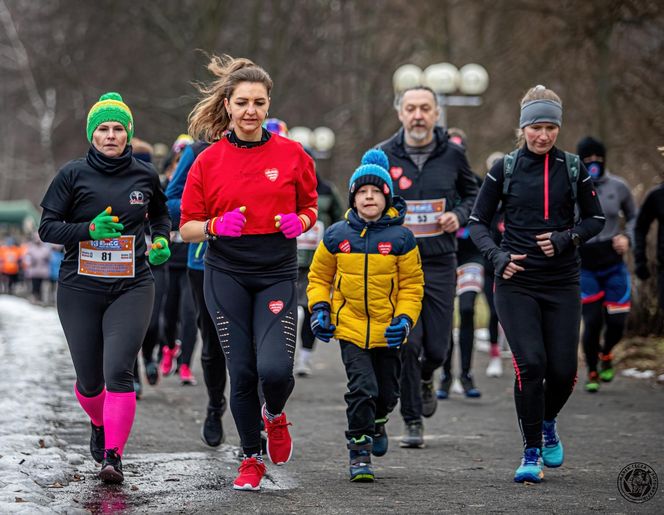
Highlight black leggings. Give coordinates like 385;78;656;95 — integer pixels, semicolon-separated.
163;266;198;365
141;265;168;363
582;301;627;372
188;268;227;411
57;282;154;395
204;268;296;456
400;255;456;423
483;271;500;344
297;268;315;350
495;279;579;449
443;290;477;376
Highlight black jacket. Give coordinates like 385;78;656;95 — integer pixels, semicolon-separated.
468;145;605;285
378;127;478;258
634;183;664;270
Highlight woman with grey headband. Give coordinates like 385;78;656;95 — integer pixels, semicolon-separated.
468;85;605;483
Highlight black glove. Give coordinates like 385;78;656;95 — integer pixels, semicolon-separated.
489;249;512;277
310;302;336;342
549;231;572;255
384;315;412;348
635;263;651;281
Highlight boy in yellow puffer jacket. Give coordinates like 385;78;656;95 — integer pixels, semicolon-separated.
307;149;424;482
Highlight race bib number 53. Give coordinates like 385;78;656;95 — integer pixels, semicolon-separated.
404;198;446;238
78;236;135;278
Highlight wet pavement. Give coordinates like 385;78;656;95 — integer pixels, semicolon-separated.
1;295;663;513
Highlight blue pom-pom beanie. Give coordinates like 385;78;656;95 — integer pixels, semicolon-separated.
348;149;393;211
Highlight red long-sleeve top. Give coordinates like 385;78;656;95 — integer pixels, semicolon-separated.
180;134;318;232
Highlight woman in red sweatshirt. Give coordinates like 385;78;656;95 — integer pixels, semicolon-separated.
180;55;317;491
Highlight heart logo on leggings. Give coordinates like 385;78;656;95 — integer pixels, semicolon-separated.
268;300;284;314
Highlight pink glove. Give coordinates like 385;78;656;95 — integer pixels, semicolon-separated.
275;213;304;239
211;207;246;237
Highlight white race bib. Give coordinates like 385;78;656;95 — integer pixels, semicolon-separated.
78;236;136;278
404;198;446;238
456;262;484;295
297;220;325;251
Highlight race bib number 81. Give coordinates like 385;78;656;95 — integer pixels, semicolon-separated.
78;236;136;278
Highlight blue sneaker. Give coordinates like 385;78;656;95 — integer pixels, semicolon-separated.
436;374;452;399
514;447;544;483
348;435;374;482
372;419;388;457
541;419;564;467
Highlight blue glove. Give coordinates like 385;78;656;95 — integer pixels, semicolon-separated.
384;315;412;348
310;302;336;342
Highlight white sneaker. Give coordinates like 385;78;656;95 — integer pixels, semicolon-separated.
295;349;313;377
486;357;503;378
451;378;464;395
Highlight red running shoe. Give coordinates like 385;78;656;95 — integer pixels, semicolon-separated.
160;343;181;376
233;457;266;491
262;404;293;465
179;364;197;385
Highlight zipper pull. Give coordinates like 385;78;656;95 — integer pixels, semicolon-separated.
360;226;367;238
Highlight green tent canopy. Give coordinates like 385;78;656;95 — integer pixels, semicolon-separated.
0;200;40;231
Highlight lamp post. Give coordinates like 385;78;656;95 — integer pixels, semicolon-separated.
393;62;489;127
288;126;336;159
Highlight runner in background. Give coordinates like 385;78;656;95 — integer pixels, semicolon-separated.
576;136;636;392
377;87;478;448
165;137;228;447
469;85;604;483
437;128;482;399
483;151;507;378
38;92;171;483
180;55;318;491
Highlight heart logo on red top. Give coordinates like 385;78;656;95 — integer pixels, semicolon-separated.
399;176;413;190
378;242;392;255
265;168;279;182
390;166;403;180
268;300;284;314
339;240;351;253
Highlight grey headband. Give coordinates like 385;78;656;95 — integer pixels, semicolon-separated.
519;99;563;128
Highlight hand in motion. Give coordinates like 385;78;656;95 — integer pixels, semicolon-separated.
148;236;171;266
89;206;124;240
502;254;527;279
612;234;629;255
384;315;412;348
211;206;246;237
310;303;336;342
438;212;460;233
536;232;556;257
275;213;304;239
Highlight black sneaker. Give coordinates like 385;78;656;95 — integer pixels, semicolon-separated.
460;373;481;398
201;407;224;447
90;422;105;464
145;361;159;386
421;379;437;417
400;420;425;448
99;448;124;484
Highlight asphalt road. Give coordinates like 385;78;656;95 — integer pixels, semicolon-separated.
52;337;663;514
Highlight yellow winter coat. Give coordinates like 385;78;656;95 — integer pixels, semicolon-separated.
307;198;424;349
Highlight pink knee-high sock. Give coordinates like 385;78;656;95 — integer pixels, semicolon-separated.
74;383;106;427
103;391;137;457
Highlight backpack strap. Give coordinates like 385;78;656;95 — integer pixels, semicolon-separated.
564;151;580;203
502;149;520;197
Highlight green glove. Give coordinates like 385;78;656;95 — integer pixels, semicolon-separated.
89;206;124;240
148;236;171;266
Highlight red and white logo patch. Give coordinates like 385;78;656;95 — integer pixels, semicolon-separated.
268;300;284;314
378;242;392;255
265;168;279;182
390;166;403;180
339;240;351;253
399;176;413;190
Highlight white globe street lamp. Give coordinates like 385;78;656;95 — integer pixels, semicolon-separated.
289;126;336;159
288;126;314;148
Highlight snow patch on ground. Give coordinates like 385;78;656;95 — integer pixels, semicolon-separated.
0;295;84;513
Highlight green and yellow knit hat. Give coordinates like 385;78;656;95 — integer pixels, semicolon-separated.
86;92;134;143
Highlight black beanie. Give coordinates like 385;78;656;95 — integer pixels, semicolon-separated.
576;136;606;160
